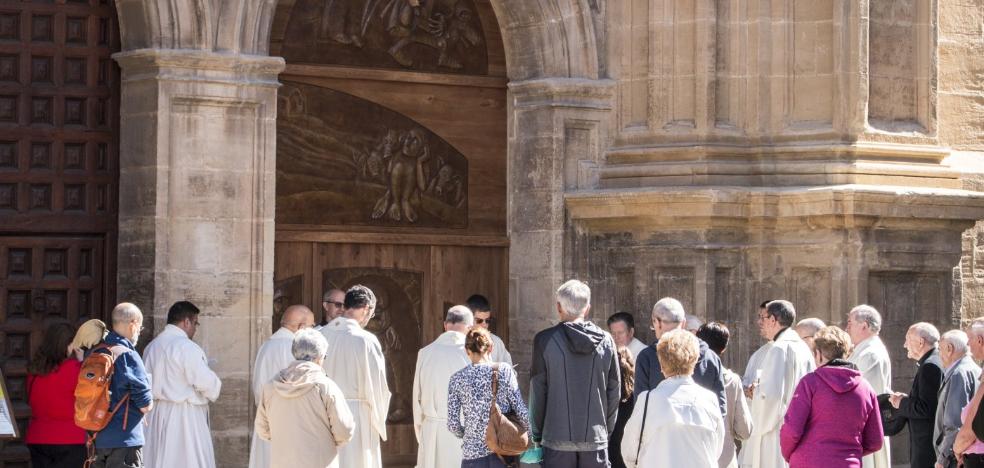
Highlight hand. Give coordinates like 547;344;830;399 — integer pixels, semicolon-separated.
140;401;153;414
744;384;756;399
889;392;906;409
938;463;945;468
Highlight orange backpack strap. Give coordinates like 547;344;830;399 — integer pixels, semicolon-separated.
82;342;133;468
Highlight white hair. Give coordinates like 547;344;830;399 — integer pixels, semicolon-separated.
942;330;970;355
909;322;940;347
849;305;882;334
292;328;329;362
652;298;685;324
111;302;142;325
445;305;474;326
685;315;704;332
968;318;984;338
556;280;591;319
795;318;826;337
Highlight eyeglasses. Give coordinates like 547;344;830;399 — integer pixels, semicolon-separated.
475;318;493;325
325;301;344;308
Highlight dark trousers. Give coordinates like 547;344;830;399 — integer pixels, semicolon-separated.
543;447;610;468
90;446;143;468
28;444;86;468
462;454;509;468
966;453;984;468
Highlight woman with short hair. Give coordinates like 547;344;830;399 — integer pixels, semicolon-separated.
780;326;884;468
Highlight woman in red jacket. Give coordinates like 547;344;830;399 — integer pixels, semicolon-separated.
26;322;85;468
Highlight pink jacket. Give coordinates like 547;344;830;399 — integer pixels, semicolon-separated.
780;361;884;468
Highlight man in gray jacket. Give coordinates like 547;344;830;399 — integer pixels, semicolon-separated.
934;330;981;468
530;279;620;468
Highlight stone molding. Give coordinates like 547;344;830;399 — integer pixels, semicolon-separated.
114;49;285;86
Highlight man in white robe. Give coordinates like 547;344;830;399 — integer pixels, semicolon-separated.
743;301;776;393
143;301;222;468
248;304;315;468
321;285;392;468
739;300;815;468
412;305;472;468
466;294;512;364
846;305;893;468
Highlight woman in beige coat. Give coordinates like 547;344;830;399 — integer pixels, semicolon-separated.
255;329;356;468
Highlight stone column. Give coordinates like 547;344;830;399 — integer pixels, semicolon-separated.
114;49;284;465
506;78;613;384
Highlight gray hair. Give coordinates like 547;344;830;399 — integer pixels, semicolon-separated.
445;305;474;326
685;315;704;332
795;318;826;337
942;329;970;355
967;317;984;338
291;328;329;362
652;298;686;324
556;280;591;319
111;302;142;326
849;305;882;334
909;322;940;347
765;300;796;327
322;288;343;302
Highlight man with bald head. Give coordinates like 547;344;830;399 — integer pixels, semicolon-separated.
248;305;315;468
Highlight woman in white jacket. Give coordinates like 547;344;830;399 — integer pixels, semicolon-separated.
621;329;725;468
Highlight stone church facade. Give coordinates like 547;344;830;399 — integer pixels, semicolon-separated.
2;0;984;466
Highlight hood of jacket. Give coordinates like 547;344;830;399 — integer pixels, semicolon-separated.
815;360;862;394
560;320;608;354
272;360;326;398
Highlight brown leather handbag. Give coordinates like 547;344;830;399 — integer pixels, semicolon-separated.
485;364;530;456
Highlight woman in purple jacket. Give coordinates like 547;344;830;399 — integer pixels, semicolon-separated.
780;326;884;468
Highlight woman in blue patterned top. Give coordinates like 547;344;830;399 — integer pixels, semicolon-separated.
448;327;529;467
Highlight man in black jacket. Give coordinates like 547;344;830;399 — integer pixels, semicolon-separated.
890;322;944;468
634;297;727;417
530;279;620;468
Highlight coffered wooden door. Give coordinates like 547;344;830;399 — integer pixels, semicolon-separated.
0;0;119;465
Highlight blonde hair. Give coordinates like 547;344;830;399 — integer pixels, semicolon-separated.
656;329;699;377
814;326;852;361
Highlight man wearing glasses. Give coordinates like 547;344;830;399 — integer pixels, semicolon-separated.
465;294;513;365
319;289;346;329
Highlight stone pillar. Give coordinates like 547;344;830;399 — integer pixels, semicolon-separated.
114;49;284;465
506;78;613;385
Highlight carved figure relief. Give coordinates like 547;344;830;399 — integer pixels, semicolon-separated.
323;267;423;424
277;82;468;228
282;0;488;74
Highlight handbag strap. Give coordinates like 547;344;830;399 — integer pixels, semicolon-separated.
491;363;500;402
635;390;652;460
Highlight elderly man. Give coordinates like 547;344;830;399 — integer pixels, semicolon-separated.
465;294;512;364
90;303;153;468
256;328;355;468
143;301;222;468
635;298;726;417
954;319;984;466
794;318;825;352
890;322;944;468
739;300;815;468
934;330;981;468
686;314;705;333
621;329;725;468
321;286;391;468
530;280;620;468
412;305;473;468
320;288;345;328
607;312;647;358
249;305;315;468
846;305;893;468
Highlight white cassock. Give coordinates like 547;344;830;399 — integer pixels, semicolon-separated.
322;317;392;468
412;330;470;468
489;332;512;365
739;328;814;468
848;335;893;468
742;342;771;388
627;337;648;360
248;327;296;468
142;324;222;468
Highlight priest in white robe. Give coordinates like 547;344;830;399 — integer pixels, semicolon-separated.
412;305;472;468
143;301;222;468
742;301;777;391
466;294;513;364
739;300;815;468
846;305;893;468
248;305;315;468
321;285;392;468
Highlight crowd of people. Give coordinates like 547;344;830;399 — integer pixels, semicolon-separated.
21;279;984;468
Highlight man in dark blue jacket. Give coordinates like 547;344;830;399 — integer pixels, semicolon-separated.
90;302;154;468
634;297;727;417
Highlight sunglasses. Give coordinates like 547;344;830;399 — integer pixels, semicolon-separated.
325;301;344;308
475;317;493;325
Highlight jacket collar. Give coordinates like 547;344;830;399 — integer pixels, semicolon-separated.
918;347;939;366
944;354;975;380
160;324;188;339
436;330;466;345
774;327;800;343
773;327;791;342
105;330;136;350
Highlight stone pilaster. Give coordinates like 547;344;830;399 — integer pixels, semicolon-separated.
114;49;284;466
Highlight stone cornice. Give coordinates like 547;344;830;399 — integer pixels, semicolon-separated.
114;49;286;87
508;78;616;110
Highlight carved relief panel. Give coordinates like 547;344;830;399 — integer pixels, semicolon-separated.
281;0;488;75
277;82;468;228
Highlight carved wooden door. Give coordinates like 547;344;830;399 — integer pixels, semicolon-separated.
0;0;119;464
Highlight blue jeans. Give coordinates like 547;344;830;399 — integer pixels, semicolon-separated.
462;454;509;468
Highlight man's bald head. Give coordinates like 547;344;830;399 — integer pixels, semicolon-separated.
281;305;315;332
